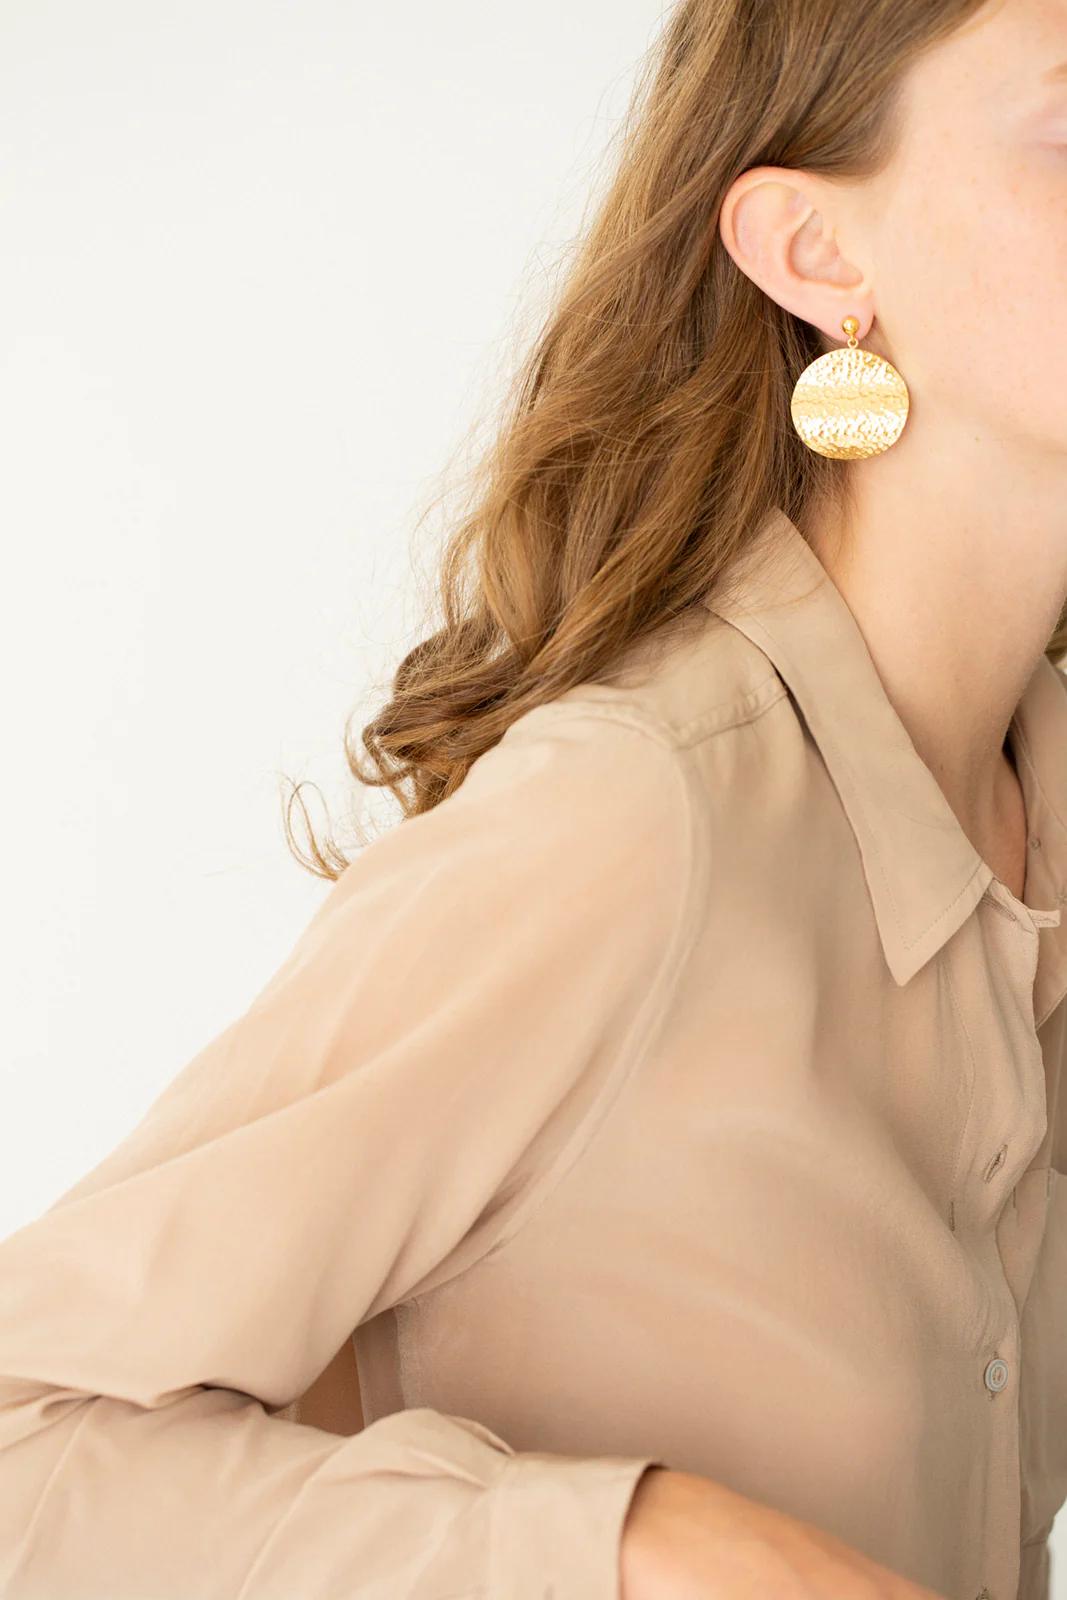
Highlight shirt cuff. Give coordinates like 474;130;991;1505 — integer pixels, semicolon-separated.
487;1450;666;1599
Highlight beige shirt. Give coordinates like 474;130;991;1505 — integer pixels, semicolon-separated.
1;505;1066;1600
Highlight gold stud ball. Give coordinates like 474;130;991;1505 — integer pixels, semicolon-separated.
841;316;859;338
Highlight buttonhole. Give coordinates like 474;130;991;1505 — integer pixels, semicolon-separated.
983;1143;1008;1183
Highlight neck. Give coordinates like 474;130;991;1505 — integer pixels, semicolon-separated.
797;427;1067;853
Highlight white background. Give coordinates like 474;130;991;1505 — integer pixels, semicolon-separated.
1;2;1062;1590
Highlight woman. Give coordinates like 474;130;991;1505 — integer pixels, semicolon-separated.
1;0;1065;1596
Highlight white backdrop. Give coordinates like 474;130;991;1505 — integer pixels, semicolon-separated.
1;2;1062;1591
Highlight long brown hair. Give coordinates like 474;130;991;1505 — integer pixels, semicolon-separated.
283;0;1067;881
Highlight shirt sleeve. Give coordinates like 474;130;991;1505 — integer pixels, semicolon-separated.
0;700;699;1600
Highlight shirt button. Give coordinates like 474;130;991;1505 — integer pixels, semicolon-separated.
984;1357;1009;1393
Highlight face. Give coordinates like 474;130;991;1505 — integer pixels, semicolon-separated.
720;0;1067;461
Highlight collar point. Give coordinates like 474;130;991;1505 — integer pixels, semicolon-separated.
875;865;995;989
882;940;934;989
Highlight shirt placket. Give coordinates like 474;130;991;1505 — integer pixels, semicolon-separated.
961;885;1054;1600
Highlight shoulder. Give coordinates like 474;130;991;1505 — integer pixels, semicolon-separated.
342;603;790;928
502;599;789;755
307;608;793;1023
447;601;790;884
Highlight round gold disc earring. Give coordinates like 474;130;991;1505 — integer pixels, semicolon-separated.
789;315;910;459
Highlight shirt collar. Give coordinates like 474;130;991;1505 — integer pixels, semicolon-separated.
701;505;1067;1027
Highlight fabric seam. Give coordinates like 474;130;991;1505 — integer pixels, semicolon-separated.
509;676;789;752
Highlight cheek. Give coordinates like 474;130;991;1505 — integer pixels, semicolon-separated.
874;170;1066;435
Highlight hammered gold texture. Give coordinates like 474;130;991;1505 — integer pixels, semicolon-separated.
790;346;909;459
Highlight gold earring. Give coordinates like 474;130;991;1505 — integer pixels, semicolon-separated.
789;315;909;459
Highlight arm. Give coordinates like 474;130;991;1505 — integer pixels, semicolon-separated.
0;702;697;1599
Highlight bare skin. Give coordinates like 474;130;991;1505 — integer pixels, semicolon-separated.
988;735;1030;902
620;1468;949;1600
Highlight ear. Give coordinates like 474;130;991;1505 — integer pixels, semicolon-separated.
718;164;876;346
